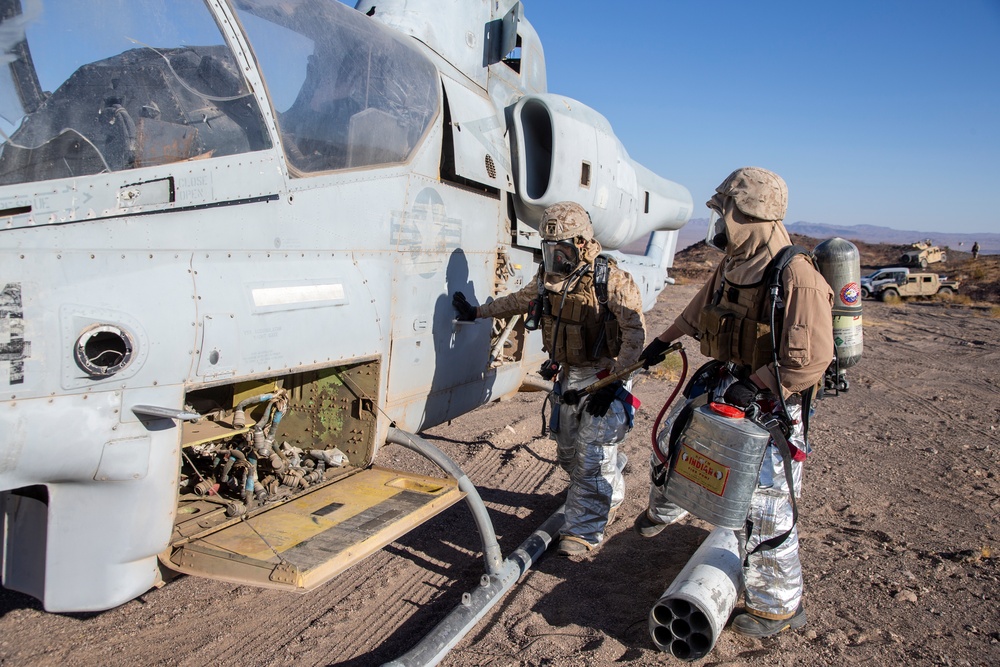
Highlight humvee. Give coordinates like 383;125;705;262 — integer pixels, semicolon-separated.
875;272;960;301
860;266;909;299
900;240;947;268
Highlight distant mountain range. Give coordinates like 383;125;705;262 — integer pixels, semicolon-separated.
674;219;999;255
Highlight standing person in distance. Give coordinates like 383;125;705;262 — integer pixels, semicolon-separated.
452;202;646;557
636;167;834;637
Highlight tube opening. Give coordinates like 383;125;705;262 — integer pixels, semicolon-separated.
665;598;691;618
689;632;712;655
670;639;692;660
651;603;674;626
652;625;673;650
689;610;710;633
671;618;691;638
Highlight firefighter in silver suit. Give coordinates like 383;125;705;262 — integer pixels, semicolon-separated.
637;167;834;637
452;202;646;557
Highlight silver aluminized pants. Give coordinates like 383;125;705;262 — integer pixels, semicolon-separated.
647;388;805;619
555;365;630;546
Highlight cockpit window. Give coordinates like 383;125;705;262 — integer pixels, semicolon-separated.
0;0;270;186
232;0;438;175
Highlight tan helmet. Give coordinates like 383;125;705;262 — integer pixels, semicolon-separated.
539;202;593;241
714;167;788;222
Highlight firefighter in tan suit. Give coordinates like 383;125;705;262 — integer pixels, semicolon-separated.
453;202;645;556
637;167;834;637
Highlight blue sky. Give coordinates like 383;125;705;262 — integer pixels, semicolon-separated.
521;1;1000;235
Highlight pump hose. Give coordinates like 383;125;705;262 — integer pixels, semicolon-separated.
650;348;688;465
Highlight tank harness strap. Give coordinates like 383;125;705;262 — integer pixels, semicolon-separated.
765;245;811;292
654;401;696;487
801;385;814;447
589;255;612;359
762;244;811;319
743;417;799;567
593;255;610;305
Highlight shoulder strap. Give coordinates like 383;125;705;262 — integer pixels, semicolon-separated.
763;245;812;302
593;255;610;305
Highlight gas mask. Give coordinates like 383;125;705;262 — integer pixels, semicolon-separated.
541;239;580;276
705;209;727;252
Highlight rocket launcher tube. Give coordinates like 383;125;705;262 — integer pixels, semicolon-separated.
648;527;743;661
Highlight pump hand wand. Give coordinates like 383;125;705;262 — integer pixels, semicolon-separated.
561;342;683;405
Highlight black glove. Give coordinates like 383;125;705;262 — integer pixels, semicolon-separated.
639;338;673;369
722;377;761;409
452;292;477;321
585;381;623;417
560;388;582;406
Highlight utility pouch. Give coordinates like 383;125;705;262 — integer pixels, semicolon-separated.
525;298;541;331
604;318;622;357
540;317;555;355
738;316;773;370
699;304;736;362
563;324;588;366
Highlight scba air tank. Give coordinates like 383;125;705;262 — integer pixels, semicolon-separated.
814;238;863;373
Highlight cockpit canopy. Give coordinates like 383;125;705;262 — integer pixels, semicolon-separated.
0;0;439;186
233;0;438;175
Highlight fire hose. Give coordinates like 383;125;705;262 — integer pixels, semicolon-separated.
650;345;688;464
560;341;685;407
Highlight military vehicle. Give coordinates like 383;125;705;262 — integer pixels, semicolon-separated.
0;0;691;646
874;272;960;301
900;240;947;268
860;266;909;299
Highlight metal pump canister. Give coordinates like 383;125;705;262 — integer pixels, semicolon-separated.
664;402;771;529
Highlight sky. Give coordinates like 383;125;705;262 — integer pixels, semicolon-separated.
519;0;1000;235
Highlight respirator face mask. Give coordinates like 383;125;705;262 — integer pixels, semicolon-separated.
705;209;728;252
542;239;580;275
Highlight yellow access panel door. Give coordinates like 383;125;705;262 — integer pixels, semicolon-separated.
165;466;464;590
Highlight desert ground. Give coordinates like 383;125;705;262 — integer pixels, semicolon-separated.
0;243;997;666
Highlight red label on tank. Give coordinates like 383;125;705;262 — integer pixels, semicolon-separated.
841;282;860;305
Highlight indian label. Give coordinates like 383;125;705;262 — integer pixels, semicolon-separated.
674;444;729;496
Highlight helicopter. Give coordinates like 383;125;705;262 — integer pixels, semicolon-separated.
0;0;691;640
